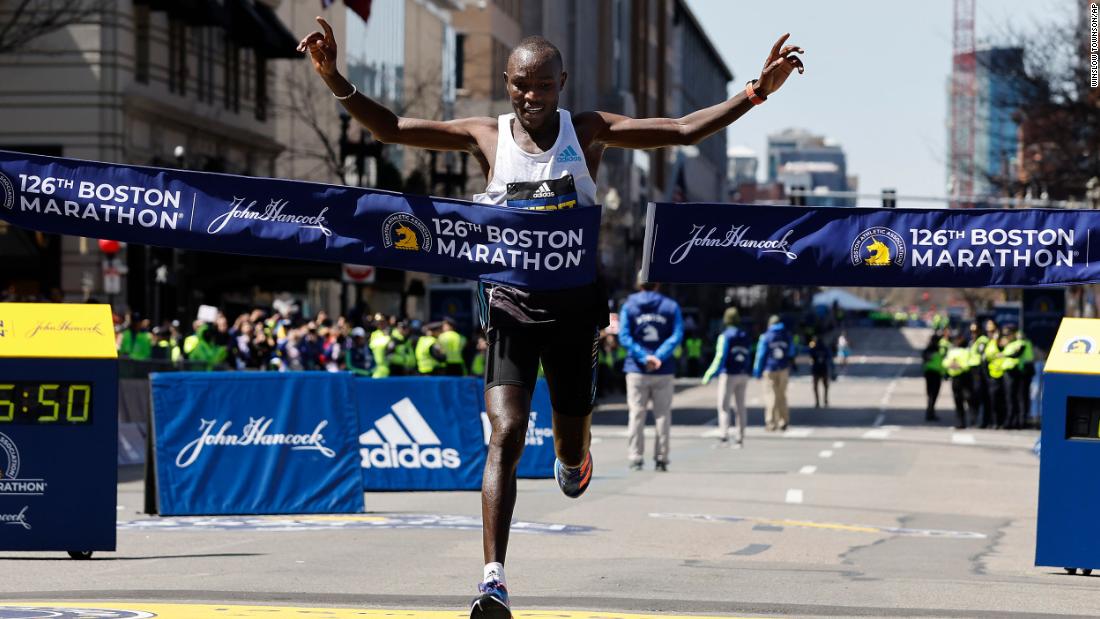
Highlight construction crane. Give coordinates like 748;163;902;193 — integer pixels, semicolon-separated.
949;0;976;208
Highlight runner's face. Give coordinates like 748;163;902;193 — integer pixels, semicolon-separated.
506;53;564;131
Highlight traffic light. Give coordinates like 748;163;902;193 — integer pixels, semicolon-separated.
790;185;807;206
882;188;897;208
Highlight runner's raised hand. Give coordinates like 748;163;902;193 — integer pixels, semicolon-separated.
297;16;339;78
755;33;805;96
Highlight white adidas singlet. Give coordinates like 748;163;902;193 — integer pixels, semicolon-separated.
472;109;597;207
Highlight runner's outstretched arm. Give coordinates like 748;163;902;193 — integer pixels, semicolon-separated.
298;16;491;152
580;34;805;150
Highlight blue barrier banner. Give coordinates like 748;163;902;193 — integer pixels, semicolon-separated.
151;373;362;515
480;379;555;479
643;202;1100;287
356;377;486;491
0;151;600;290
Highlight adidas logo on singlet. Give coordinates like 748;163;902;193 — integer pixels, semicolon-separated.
557;145;582;163
532;182;554;198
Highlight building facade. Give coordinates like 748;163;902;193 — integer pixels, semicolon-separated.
767;127;852;207
0;0;299;321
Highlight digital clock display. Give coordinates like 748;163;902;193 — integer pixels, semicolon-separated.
0;382;93;424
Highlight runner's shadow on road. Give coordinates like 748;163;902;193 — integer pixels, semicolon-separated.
0;552;264;561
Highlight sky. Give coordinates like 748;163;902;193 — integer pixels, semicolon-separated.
684;0;1076;208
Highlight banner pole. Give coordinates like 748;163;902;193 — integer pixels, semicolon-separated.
639;202;657;282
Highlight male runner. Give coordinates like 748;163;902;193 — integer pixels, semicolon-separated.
298;19;804;618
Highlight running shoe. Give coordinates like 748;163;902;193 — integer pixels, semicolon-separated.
655;461;668;472
554;452;593;498
470;579;511;619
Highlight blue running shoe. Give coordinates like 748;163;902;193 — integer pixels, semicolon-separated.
470;579;511;618
554;451;593;499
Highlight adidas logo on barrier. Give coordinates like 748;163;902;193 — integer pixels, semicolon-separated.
359;397;461;469
557;145;582;163
532;182;554;198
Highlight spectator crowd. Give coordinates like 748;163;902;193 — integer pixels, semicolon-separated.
115;307;487;379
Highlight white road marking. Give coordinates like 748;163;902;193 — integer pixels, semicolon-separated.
951;433;976;445
832;441;845;448
818;450;834;458
785;489;804;504
783;428;814;438
799;465;817;475
862;428;892;439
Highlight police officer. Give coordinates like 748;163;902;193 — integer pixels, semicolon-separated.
1000;324;1028;429
416;321;447;375
438;317;468;376
942;333;972;429
967;322;992;428
985;323;1008;429
367;320;393;378
753;315;795;432
471;335;488;379
1019;329;1036;427
702;308;752;447
389;321;415;376
921;331;948;422
684;331;704;378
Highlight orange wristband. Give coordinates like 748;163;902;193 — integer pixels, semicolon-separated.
746;80;767;105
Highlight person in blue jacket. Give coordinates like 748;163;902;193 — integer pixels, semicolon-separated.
753;315;795;431
702;307;753;448
619;273;683;471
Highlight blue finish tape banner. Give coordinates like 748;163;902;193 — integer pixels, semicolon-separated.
151;372;363;515
480;379;555;479
0;150;600;290
356;376;486;491
643;202;1100;287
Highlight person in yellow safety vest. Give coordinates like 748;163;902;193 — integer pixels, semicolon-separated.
942;333;972;428
119;314;153;360
1019;331;1035;426
149;326;182;365
438;317;467;376
921;331;946;422
388;322;414;376
985;323;1007;429
966;322;992;428
684;334;703;377
471;335;488;379
368;322;392;378
999;324;1030;429
416;322;447;375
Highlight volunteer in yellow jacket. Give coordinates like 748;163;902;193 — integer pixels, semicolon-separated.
299;17;805;619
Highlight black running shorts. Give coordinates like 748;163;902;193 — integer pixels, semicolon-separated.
484;320;600;417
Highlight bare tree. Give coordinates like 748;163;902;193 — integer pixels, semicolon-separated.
974;7;1100;202
278;62;348;182
0;0;105;55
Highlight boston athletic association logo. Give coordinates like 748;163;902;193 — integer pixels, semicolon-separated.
851;227;905;267
1064;336;1096;354
0;432;47;497
0;171;13;210
382;213;432;252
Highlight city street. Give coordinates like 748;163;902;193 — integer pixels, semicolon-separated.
0;329;1084;618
